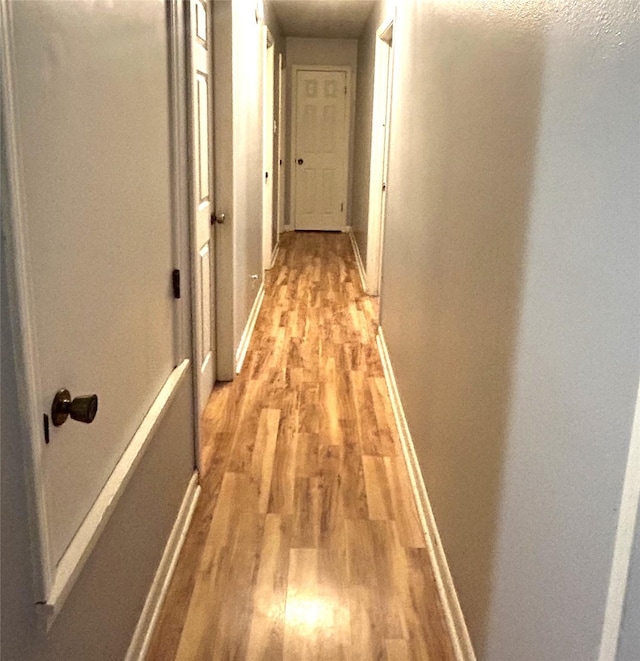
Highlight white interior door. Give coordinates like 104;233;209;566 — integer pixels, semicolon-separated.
4;0;180;580
293;69;349;231
190;0;215;413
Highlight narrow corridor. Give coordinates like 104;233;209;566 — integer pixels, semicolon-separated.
147;232;455;660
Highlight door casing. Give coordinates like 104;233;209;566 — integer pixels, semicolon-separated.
277;53;286;234
366;15;395;297
262;27;276;271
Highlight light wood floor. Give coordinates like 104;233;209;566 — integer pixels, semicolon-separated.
146;231;455;661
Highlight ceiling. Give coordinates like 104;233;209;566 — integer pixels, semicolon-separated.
269;1;376;39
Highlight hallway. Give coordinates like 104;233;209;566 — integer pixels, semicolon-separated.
147;232;455;660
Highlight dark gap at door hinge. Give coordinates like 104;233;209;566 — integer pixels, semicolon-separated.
265;171;269;180
172;269;181;299
43;414;50;444
341;202;344;212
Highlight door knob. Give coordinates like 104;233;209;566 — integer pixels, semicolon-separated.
51;389;99;426
297;158;304;165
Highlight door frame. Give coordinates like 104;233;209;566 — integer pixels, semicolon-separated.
365;15;394;296
0;0;195;625
290;65;352;232
262;26;276;272
277;52;286;234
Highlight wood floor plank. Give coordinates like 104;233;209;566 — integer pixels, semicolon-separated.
246;513;291;660
146;232;455;661
251;408;281;514
283;548;319;661
362;455;395;521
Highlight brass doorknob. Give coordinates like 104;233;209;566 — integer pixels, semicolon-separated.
51;389;99;427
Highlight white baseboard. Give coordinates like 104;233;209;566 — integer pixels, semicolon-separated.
348;228;368;295
599;383;640;661
235;282;265;374
377;328;476;661
125;471;201;661
269;242;280;270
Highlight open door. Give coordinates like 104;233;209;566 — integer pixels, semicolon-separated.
189;0;215;415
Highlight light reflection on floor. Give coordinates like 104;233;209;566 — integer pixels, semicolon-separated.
285;595;333;634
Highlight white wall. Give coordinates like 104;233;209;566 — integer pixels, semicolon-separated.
284;37;358;228
378;0;640;658
0;2;195;657
351;3;383;264
230;0;282;357
232;0;264;352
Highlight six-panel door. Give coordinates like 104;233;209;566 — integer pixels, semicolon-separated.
294;70;348;231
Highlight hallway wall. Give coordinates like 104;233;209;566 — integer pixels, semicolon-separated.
351;2;384;268
379;0;640;659
231;0;266;355
215;1;282;378
284;37;358;228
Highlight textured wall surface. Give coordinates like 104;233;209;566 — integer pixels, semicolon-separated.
232;0;265;350
379;0;640;658
351;3;382;269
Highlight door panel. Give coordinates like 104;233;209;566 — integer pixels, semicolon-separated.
196;74;210;215
190;0;214;412
9;0;177;570
294;70;348;231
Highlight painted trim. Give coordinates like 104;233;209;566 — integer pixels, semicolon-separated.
377;328;476;661
0;0;52;602
599;379;640;661
262;25;276;273
290;65;352;232
36;361;191;628
167;0;198;468
269;241;280;270
167;0;190;368
366;15;395;297
348;228;368;294
125;471;201;661
235;282;265;374
276;52;287;234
